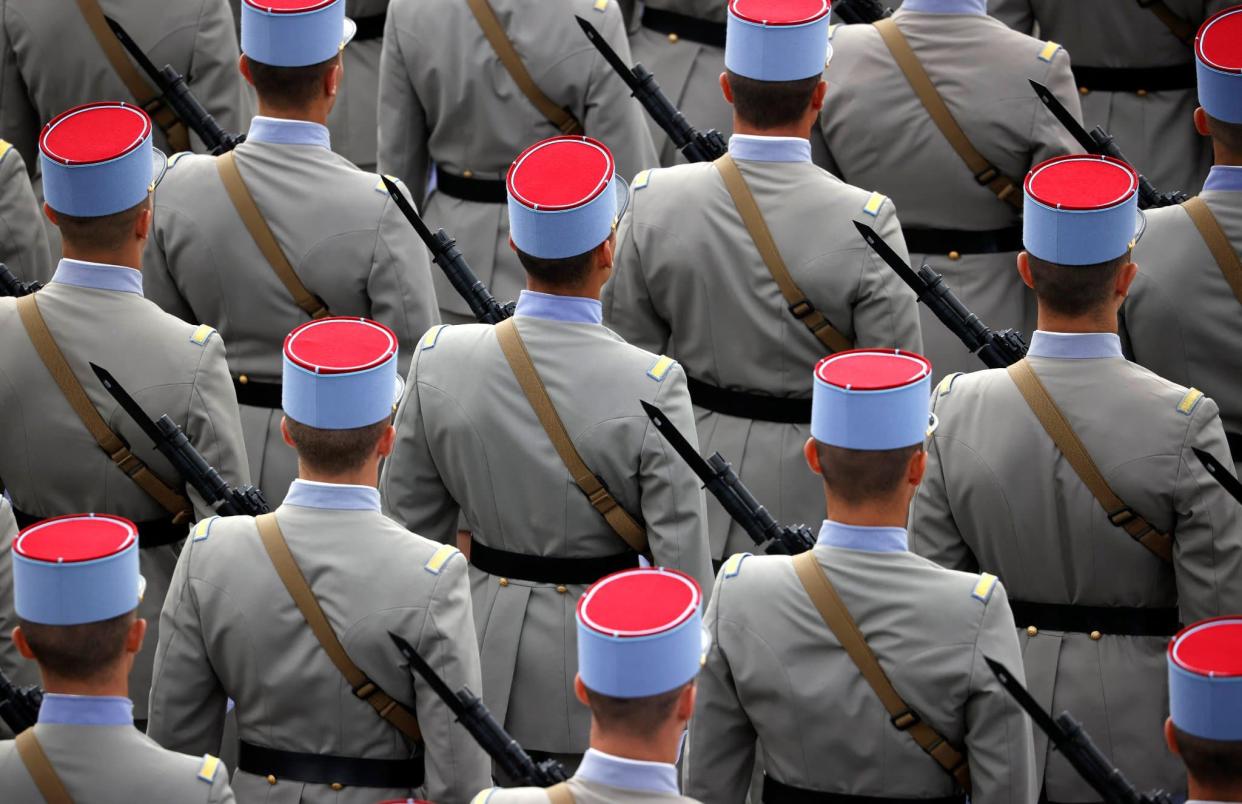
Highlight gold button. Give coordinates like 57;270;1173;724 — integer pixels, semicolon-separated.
238;374;249;384
1136;89;1148;97
1090;630;1102;641
556;585;568;594
948;250;961;261
331;783;344;791
1079;86;1090;96
668;32;679;43
266;775;277;785
1026;625;1038;637
499;577;509;587
462;169;474;178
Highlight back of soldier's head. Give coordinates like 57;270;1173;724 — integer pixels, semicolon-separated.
237;0;353;111
1167;618;1242;795
1195;8;1242;161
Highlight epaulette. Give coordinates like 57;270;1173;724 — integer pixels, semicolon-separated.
720;552;752;579
936;372;963;398
421;324;449;351
647;355;676;382
862;191;886;217
632;168;653;192
593;0;608;11
192;516;221;542
971;572;998;604
424;544;461;575
471;789;498;804
196;754;221;783
376;173;404;195
189;324;217;346
0;139;11;160
1177;388;1204;416
166;151;193;171
1037;41;1061;63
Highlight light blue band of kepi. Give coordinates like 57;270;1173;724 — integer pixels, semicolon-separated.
1195;8;1242;124
281;317;403;430
241;0;356;67
1022;155;1144;266
40;102;166;218
811;349;933;450
1168;618;1242;741
724;1;832;81
13;515;141;626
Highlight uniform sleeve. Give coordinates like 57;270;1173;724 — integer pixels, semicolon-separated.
1028;47;1083;165
377;10;431;204
909;389;981;572
0;146;51;284
987;0;1036;33
0;5;39;180
185;335;251;519
144;203;202;324
369;186;441;376
602;194;673;354
186;0;253;147
582;5;659;180
850;199;923;352
963;583;1038;804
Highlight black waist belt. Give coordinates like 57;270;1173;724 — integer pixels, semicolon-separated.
233;378;282;409
238;741;424;789
11;505;185;549
1226;431;1242;465
1070;63;1196;93
641;7;727;48
351;12;386;41
1009;601;1181;637
436;170;507;204
902;226;1023;257
469;539;639;585
688;377;812;424
763;777;966;804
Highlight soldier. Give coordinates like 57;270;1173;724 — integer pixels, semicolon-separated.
0;101;249;732
0;140;51;284
604;0;922;563
910;154;1242;800
0;496;31;741
380;135;713;768
378;0;658;324
147;317;491;802
812;0;1081;376
0;514;235;802
1166;618;1242;802
476;568;706;803
1122;6;1242;475
143;0;440;506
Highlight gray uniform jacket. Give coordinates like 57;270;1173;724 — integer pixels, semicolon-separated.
0;496;30;741
0;264;250;721
143;126;440;505
380;309;714;756
910;345;1242;799
603;147;923;560
812;9;1080;377
0;140;49;283
377;0;658;323
146;497;493;804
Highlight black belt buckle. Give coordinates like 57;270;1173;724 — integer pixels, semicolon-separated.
890;709;921;731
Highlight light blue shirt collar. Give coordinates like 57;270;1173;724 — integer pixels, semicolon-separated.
1027;331;1124;360
247;116;332;150
817;520;909;553
282;479;381;511
38;694;133;726
900;0;988;14
575;749;681;795
728;134;812;164
513;290;603;325
50;258;144;296
1203;166;1242;193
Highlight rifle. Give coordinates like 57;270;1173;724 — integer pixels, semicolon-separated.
90;363;270;516
834;0;892;24
0;263;42;297
854;221;1028;369
1029;80;1186;210
575;16;727;163
1194;448;1242;506
105;16;245;155
388;632;569;787
381;177;514;325
641;401;816;555
0;667;42;734
986;657;1172;804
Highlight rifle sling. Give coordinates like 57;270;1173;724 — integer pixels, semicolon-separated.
15;295;191;520
1007;359;1173;563
713;155;852;354
494;320;649;556
546;783;575;804
1136;0;1196;46
216;152;330;320
254;513;422;742
791;551;971;791
16;730;74;804
464;0;583;135
73;0;190;152
874;18;1022;211
1182;197;1242;306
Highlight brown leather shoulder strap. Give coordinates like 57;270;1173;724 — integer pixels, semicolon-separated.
494;319;649;555
216;152;329;320
545;782;575;804
74;0;189;152
874;18;1022;210
1007;359;1173;563
791;551;971;791
15;729;74;804
15;295;191;520
1182;197;1242;306
465;0;583;135
713;154;853;354
254;513;422;742
1137;0;1195;45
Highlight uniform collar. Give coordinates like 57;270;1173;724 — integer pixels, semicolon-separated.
900;0;988;14
50;258;144;296
817;520;908;553
38;694;134;726
247;115;332;150
1027;331;1124;359
1203;166;1242;193
728;134;812;164
575;748;681;795
283;479;381;511
514;290;603;324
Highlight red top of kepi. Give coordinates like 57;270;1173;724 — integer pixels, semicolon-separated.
729;0;831;26
1197;6;1242;74
1024;155;1139;211
15;514;137;564
283;317;398;375
1169;616;1242;678
40;102;151;166
506;136;615;211
243;0;337;13
815;349;932;392
578;569;702;638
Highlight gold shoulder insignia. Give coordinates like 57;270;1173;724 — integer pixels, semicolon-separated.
632;169;652;191
862;191;886;218
471;790;498;804
189;324;217;346
192;516;220;542
376;174;403;194
647;355;676;382
421;324;449;351
721;552;752;579
1037;41;1061;63
937;372;963;397
425;544;460;575
971;572;998;603
167;151;193;170
197;754;221;783
593;0;609;11
1178;388;1204;416
0;140;11;160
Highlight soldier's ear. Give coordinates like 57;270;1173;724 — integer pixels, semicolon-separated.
1164;718;1181;757
810;80;828;112
1194;106;1211;138
803;438;822;476
125;617;148;656
325;55;343;98
1016;252;1035;290
719;72;734;106
11;626;35;661
1116;260;1139;299
280;416;296;448
238;54;254;87
376;425;397;459
675;682;697;722
907;449;927;488
573;674;590;707
134;203;152;243
43;203;58;226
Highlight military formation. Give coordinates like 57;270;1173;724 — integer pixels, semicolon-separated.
1;0;1242;803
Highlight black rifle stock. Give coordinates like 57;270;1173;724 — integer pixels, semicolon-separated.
0;667;42;734
0;263;42;297
834;0;892;24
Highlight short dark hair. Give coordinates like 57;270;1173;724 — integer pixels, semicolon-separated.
726;70;822;130
1171;725;1242;789
53;196;149;251
284;415;391;475
1206;113;1242;154
246;53;340;109
515;246;596;289
584;682;689;737
1026;251;1128;318
19;611;135;682
816;442;922;505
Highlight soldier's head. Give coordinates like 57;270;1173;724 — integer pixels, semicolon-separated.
574;569;705;758
1193;8;1242;166
1165;618;1242;799
236;0;354;117
506;136;628;300
278;317;403;483
11;515;147;689
1017;156;1143;325
719;0;831;134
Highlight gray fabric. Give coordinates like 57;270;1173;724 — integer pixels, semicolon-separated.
326;0;390;171
0;143;50;283
481;777;701;803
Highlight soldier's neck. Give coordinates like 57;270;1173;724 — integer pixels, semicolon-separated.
588;722;683;765
732;120;812;140
297;460;380;490
1187;775;1242;803
1034;307;1119;335
824;501;910;529
59;241;142;272
526;278;602;301
40;665;131;700
1212;142;1242;167
255;100;330;127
